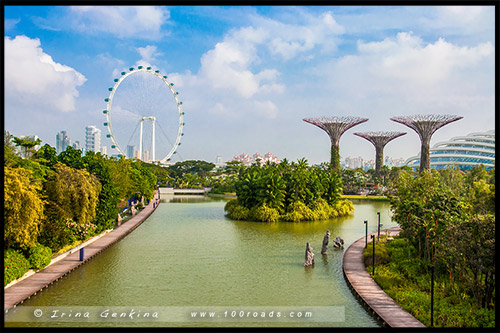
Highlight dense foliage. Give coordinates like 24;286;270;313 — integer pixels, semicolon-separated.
4;167;45;249
27;245;53;270
377;165;496;326
364;236;495;327
224;159;354;222
4;249;31;286
4;131;158;283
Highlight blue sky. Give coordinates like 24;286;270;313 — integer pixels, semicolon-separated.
4;5;495;165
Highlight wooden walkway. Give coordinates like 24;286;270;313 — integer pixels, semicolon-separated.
342;227;426;328
4;191;161;313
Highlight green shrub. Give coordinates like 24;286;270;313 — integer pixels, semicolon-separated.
38;218;76;252
4;249;31;286
66;219;96;241
282;201;314;222
224;200;250;220
332;199;355;217
311;198;332;220
250;205;280;222
372;265;405;290
363;241;392;266
28;245;53;270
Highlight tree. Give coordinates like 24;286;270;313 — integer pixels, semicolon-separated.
12;136;41;159
4;167;45;249
130;161;158;200
44;162;102;226
33;144;58;168
81;151;119;232
440;215;495;309
58;146;84;169
390;170;462;262
4;130;20;166
168;160;215;178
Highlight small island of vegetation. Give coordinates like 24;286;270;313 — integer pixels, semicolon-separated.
224;158;354;222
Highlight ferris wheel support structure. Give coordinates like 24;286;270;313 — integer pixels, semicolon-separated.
139;116;156;162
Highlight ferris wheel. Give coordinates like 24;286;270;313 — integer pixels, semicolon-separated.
103;65;184;164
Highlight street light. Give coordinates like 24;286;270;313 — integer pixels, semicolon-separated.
430;262;435;327
377;212;381;240
371;234;375;276
364;220;368;248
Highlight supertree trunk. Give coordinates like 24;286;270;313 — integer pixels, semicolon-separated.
353;131;406;176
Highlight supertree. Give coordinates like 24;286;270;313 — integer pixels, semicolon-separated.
353;131;407;176
390;114;463;173
303;116;369;174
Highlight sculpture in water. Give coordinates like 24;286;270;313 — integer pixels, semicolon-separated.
304;242;315;266
321;230;330;254
332;236;344;249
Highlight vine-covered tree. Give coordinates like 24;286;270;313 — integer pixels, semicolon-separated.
4;167;45;249
44;162;102;226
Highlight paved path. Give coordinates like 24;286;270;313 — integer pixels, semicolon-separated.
342;227;426;328
4;191;161;313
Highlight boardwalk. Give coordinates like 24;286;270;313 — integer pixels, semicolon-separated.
4;191;161;313
342;227;426;328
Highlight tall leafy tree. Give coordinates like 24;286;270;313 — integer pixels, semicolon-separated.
81;151;119;232
44;162;101;226
12;136;41;159
4;167;45;249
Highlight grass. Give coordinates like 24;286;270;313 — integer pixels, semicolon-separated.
341;195;389;201
363;236;495;328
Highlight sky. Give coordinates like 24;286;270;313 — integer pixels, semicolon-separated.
4;5;496;165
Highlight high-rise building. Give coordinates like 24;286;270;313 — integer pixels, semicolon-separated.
85;126;101;153
56;131;71;154
101;146;107;156
127;145;136;159
72;141;81;150
142;150;150;163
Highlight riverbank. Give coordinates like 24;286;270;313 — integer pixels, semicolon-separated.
341;195;389;201
342;227;426;328
4;191;161;313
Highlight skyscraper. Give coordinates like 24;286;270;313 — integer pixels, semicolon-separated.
85;126;101;153
56;130;71;154
127;145;136;159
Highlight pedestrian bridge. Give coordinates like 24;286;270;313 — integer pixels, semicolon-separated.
159;187;212;195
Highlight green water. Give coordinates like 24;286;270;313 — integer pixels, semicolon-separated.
5;196;397;327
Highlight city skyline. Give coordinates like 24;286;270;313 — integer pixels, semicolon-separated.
4;5;495;165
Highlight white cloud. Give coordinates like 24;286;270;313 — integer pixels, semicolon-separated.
262;11;345;60
323;32;493;102
181;11;344;104
135;45;163;68
69;6;170;40
5;35;87;112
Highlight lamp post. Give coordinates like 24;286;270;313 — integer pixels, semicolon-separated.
364;220;368;248
371;235;375;276
430;262;434;327
377;212;381;240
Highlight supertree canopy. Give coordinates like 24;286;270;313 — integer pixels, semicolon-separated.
303;116;368;174
390;114;463;172
353;131;406;175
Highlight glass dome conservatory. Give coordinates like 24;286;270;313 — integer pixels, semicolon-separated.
406;130;495;171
